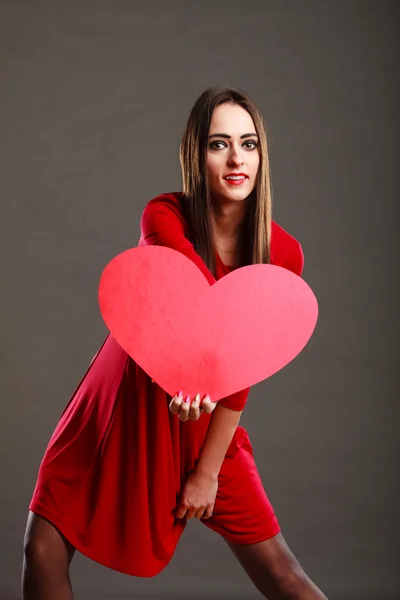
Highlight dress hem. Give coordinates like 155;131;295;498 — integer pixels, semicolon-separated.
29;500;281;576
28;502;177;578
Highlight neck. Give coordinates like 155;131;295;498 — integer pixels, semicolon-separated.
211;198;248;242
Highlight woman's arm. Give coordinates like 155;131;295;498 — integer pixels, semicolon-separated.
194;403;242;477
175;403;242;520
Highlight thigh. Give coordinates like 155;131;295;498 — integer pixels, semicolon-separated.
224;532;306;600
24;511;76;568
226;531;301;579
226;533;328;600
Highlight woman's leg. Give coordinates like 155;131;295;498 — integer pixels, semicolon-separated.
225;532;328;600
22;511;76;600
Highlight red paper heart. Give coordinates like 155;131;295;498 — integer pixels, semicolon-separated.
98;246;318;401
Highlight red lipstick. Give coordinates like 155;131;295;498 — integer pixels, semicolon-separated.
223;172;248;186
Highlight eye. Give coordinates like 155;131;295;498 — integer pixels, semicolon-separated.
209;141;227;150
243;140;258;150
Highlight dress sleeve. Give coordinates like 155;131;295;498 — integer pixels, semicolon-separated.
139;195;249;411
280;241;304;276
139;196;216;286
270;221;304;276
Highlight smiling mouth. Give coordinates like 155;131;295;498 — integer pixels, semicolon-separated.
223;174;248;181
223;175;248;185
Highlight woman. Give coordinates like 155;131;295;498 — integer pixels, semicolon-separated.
22;88;327;599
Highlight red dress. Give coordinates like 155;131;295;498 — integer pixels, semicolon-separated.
29;192;304;577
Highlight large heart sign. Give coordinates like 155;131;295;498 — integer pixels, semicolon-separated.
98;246;318;401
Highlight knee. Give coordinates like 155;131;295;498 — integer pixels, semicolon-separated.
23;512;75;577
23;535;52;574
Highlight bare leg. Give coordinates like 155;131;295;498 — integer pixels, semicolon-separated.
225;532;328;600
22;511;76;600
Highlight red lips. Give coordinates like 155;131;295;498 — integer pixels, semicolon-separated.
223;172;248;178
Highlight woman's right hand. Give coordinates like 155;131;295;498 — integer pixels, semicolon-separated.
169;391;217;421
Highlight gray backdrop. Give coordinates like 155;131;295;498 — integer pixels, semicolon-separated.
1;1;398;599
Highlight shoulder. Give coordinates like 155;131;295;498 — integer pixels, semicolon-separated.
270;220;304;276
139;192;189;245
141;192;184;220
140;194;304;276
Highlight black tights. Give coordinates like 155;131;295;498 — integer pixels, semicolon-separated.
22;512;327;600
22;511;75;600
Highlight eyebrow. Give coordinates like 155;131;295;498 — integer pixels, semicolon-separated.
208;133;258;139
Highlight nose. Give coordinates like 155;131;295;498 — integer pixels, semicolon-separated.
227;146;244;167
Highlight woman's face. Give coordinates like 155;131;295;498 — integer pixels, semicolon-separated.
206;102;260;204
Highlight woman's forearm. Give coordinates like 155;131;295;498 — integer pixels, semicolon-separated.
194;403;243;478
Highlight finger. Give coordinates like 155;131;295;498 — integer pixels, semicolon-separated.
194;507;206;520
185;507;198;520
178;395;191;421
201;395;217;414
169;397;182;414
169;391;183;415
189;393;201;421
202;504;214;520
175;505;188;519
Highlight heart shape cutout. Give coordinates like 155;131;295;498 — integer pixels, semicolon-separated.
98;246;318;401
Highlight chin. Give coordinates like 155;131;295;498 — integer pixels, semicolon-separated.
225;187;251;202
211;181;254;204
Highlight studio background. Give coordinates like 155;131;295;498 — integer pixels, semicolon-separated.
1;1;398;599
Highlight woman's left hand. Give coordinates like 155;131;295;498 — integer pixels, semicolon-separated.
175;469;218;520
169;391;217;421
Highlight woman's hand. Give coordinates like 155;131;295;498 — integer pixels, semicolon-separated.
169;391;217;421
175;469;218;520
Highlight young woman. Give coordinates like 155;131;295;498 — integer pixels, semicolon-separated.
22;88;327;599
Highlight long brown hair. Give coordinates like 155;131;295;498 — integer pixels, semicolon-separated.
179;87;272;277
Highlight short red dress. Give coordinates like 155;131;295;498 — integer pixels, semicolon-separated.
29;192;304;577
